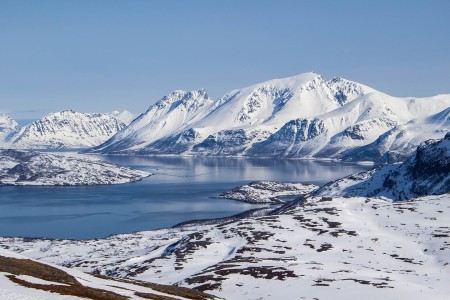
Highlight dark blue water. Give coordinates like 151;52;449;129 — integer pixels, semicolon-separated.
0;155;373;239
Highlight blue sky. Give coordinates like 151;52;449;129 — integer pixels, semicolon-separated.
0;0;449;120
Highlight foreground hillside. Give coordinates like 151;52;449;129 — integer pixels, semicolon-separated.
2;194;448;299
0;248;218;300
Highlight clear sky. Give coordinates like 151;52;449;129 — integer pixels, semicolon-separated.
1;0;449;121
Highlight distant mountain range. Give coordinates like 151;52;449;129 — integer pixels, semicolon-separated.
1;72;449;162
0;110;128;149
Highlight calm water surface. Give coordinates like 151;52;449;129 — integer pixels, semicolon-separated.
0;155;373;239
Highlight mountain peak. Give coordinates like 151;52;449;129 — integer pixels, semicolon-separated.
0;114;20;144
155;89;210;109
261;72;323;86
59;109;77;114
110;110;135;125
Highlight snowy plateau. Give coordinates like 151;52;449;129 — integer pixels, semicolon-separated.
0;149;150;185
1;134;450;299
88;72;450;163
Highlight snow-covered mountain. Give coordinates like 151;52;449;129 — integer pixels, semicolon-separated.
342;105;450;163
0;114;20;144
91;89;215;153
89;72;450;160
9;110;126;149
316;133;450;200
91;72;380;155
247;92;450;158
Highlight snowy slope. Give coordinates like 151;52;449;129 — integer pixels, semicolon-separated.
90;73;376;155
316;133;450;200
194;73;373;130
10;110;126;149
0;149;150;185
0;114;20;145
343;106;450;163
0;248;218;300
2;194;449;300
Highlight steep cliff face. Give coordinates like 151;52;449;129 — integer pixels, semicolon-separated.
247;118;327;157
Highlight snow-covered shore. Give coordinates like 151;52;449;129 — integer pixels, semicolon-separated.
0;149;151;185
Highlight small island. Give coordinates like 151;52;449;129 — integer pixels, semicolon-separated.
219;180;318;204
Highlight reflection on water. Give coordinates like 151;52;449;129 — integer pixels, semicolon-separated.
98;155;370;184
0;155;373;240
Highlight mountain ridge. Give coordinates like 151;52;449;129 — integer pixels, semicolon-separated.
89;72;450;161
91;72;391;156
